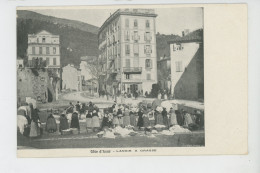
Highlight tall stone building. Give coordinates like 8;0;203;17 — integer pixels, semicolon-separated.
27;30;60;68
98;9;158;96
169;29;204;101
21;30;61;102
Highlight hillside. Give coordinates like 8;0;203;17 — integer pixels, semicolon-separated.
17;10;99;66
17;10;99;34
156;33;181;59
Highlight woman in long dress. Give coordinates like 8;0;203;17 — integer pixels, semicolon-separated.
112;109;119;127
91;110;100;132
129;110;136;127
71;112;80;134
183;112;193;128
29;107;40;138
162;108;169;128
45;114;57;133
85;111;92;133
169;108;178;126
155;110;164;125
117;108;123;126
59;113;69;132
137;109;144;129
123;108;130;126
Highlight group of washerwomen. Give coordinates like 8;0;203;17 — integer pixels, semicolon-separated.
17;100;204;138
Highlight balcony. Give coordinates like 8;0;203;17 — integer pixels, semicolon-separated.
123;67;142;74
27;60;46;68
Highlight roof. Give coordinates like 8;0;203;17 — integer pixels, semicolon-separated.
167;29;203;44
99;8;157;35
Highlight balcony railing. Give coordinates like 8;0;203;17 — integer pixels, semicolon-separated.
123;67;142;74
27;60;47;68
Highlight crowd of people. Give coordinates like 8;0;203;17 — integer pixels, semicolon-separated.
17;100;204;138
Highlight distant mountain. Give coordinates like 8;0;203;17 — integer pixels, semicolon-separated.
17;10;99;34
17;10;99;66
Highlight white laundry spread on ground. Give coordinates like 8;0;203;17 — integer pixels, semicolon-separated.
161;130;175;135
169;125;191;133
17;115;28;134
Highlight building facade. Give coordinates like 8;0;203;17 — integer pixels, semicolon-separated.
62;64;82;91
98;9;158;96
27;30;61;68
157;56;171;91
169;29;204;101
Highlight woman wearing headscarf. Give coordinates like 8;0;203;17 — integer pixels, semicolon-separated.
162;107;169;128
85;111;92;133
59;113;69;133
183;112;193;128
142;107;150;128
71;111;80;134
112;109;119;128
169;108;178;126
155;107;164;125
101;110;112;129
80;103;87;120
129;109;136;127
117;108;123;127
92;110;100;132
29;107;41;138
45;113;57;133
137;108;144;129
123;108;130;127
17;102;29;136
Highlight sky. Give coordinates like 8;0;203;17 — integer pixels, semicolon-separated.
30;7;203;35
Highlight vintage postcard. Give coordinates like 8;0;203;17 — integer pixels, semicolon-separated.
16;4;247;157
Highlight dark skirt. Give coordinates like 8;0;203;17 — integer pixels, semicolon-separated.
137;117;144;127
59;117;69;131
71;116;80;129
155;114;164;125
46;117;57;132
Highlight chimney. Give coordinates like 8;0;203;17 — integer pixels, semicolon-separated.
182;29;190;37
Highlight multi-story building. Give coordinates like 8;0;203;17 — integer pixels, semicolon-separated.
27;30;60;69
25;30;61;101
157;56;171;91
98;9;158;96
168;29;204;101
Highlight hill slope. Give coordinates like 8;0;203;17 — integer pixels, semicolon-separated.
17;10;99;66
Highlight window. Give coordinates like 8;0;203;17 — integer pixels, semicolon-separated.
134;44;139;56
145;32;151;41
144;45;152;54
145;59;152;68
125;44;130;55
42;38;46;43
125;18;129;28
175;61;183;72
146;20;150;28
32;47;35;54
53;58;57;66
39;47;42;54
125;74;130;79
125;59;130;68
46;57;50;65
134;19;138;28
46;47;50;54
125;30;130;41
146;73;151;80
134;31;139;41
37;38;39;43
53;47;56;54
